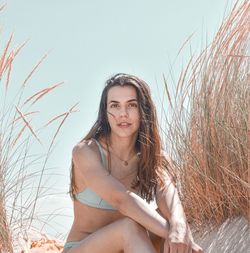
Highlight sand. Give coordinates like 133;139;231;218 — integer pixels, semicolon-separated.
194;216;250;253
12;216;249;253
12;229;64;253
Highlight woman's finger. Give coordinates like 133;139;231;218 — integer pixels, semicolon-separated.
192;247;204;253
164;241;170;253
184;245;191;253
169;243;178;253
178;244;189;253
191;242;204;253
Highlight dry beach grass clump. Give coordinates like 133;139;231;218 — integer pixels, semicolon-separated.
0;7;77;251
164;0;249;228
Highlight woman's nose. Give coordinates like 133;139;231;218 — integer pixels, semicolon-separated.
119;107;128;117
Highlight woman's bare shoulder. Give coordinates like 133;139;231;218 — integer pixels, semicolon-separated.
159;150;175;180
161;150;176;169
160;149;171;160
72;139;100;164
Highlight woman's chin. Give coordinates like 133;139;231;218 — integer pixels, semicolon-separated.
111;130;138;139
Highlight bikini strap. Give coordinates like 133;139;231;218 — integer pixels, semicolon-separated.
92;138;107;169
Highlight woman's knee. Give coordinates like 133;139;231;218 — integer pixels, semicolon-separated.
121;217;148;238
61;248;70;253
122;217;145;229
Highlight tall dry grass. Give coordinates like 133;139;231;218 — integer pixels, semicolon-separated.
0;32;77;252
163;0;249;228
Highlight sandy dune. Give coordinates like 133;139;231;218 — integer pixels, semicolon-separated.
13;217;249;252
12;229;64;253
195;217;250;253
27;239;64;253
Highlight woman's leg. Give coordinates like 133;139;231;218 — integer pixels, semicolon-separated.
148;231;165;253
63;217;157;253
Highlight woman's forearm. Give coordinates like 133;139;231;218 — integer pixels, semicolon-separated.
156;171;187;223
118;191;169;239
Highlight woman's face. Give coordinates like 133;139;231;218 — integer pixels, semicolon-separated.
106;85;140;139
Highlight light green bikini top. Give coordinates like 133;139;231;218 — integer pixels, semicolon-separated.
74;138;116;210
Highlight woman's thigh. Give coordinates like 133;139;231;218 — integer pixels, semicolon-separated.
63;217;155;253
148;231;164;253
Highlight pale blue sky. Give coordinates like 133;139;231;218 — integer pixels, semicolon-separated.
0;0;232;240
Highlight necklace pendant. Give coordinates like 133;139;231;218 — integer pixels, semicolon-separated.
124;161;128;166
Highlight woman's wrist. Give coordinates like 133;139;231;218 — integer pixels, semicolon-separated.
169;217;188;232
169;213;187;225
163;219;170;239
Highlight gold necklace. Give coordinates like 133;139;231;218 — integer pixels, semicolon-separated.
110;150;140;166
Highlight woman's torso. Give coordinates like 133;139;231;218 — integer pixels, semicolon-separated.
66;138;140;242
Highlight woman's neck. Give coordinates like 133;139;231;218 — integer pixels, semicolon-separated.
102;134;138;160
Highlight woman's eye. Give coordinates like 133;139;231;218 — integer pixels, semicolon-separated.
110;104;119;108
129;103;137;108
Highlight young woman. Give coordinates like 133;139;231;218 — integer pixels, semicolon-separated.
62;73;203;253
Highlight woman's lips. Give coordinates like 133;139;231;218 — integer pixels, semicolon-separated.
117;123;131;128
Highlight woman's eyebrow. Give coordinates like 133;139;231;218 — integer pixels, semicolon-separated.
108;99;138;104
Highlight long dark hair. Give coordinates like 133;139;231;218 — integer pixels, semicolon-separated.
70;73;171;202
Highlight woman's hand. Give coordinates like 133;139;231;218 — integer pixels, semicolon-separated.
163;219;203;253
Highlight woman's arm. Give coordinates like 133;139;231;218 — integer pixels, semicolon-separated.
72;142;169;239
156;172;190;243
156;155;203;253
156;168;186;226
